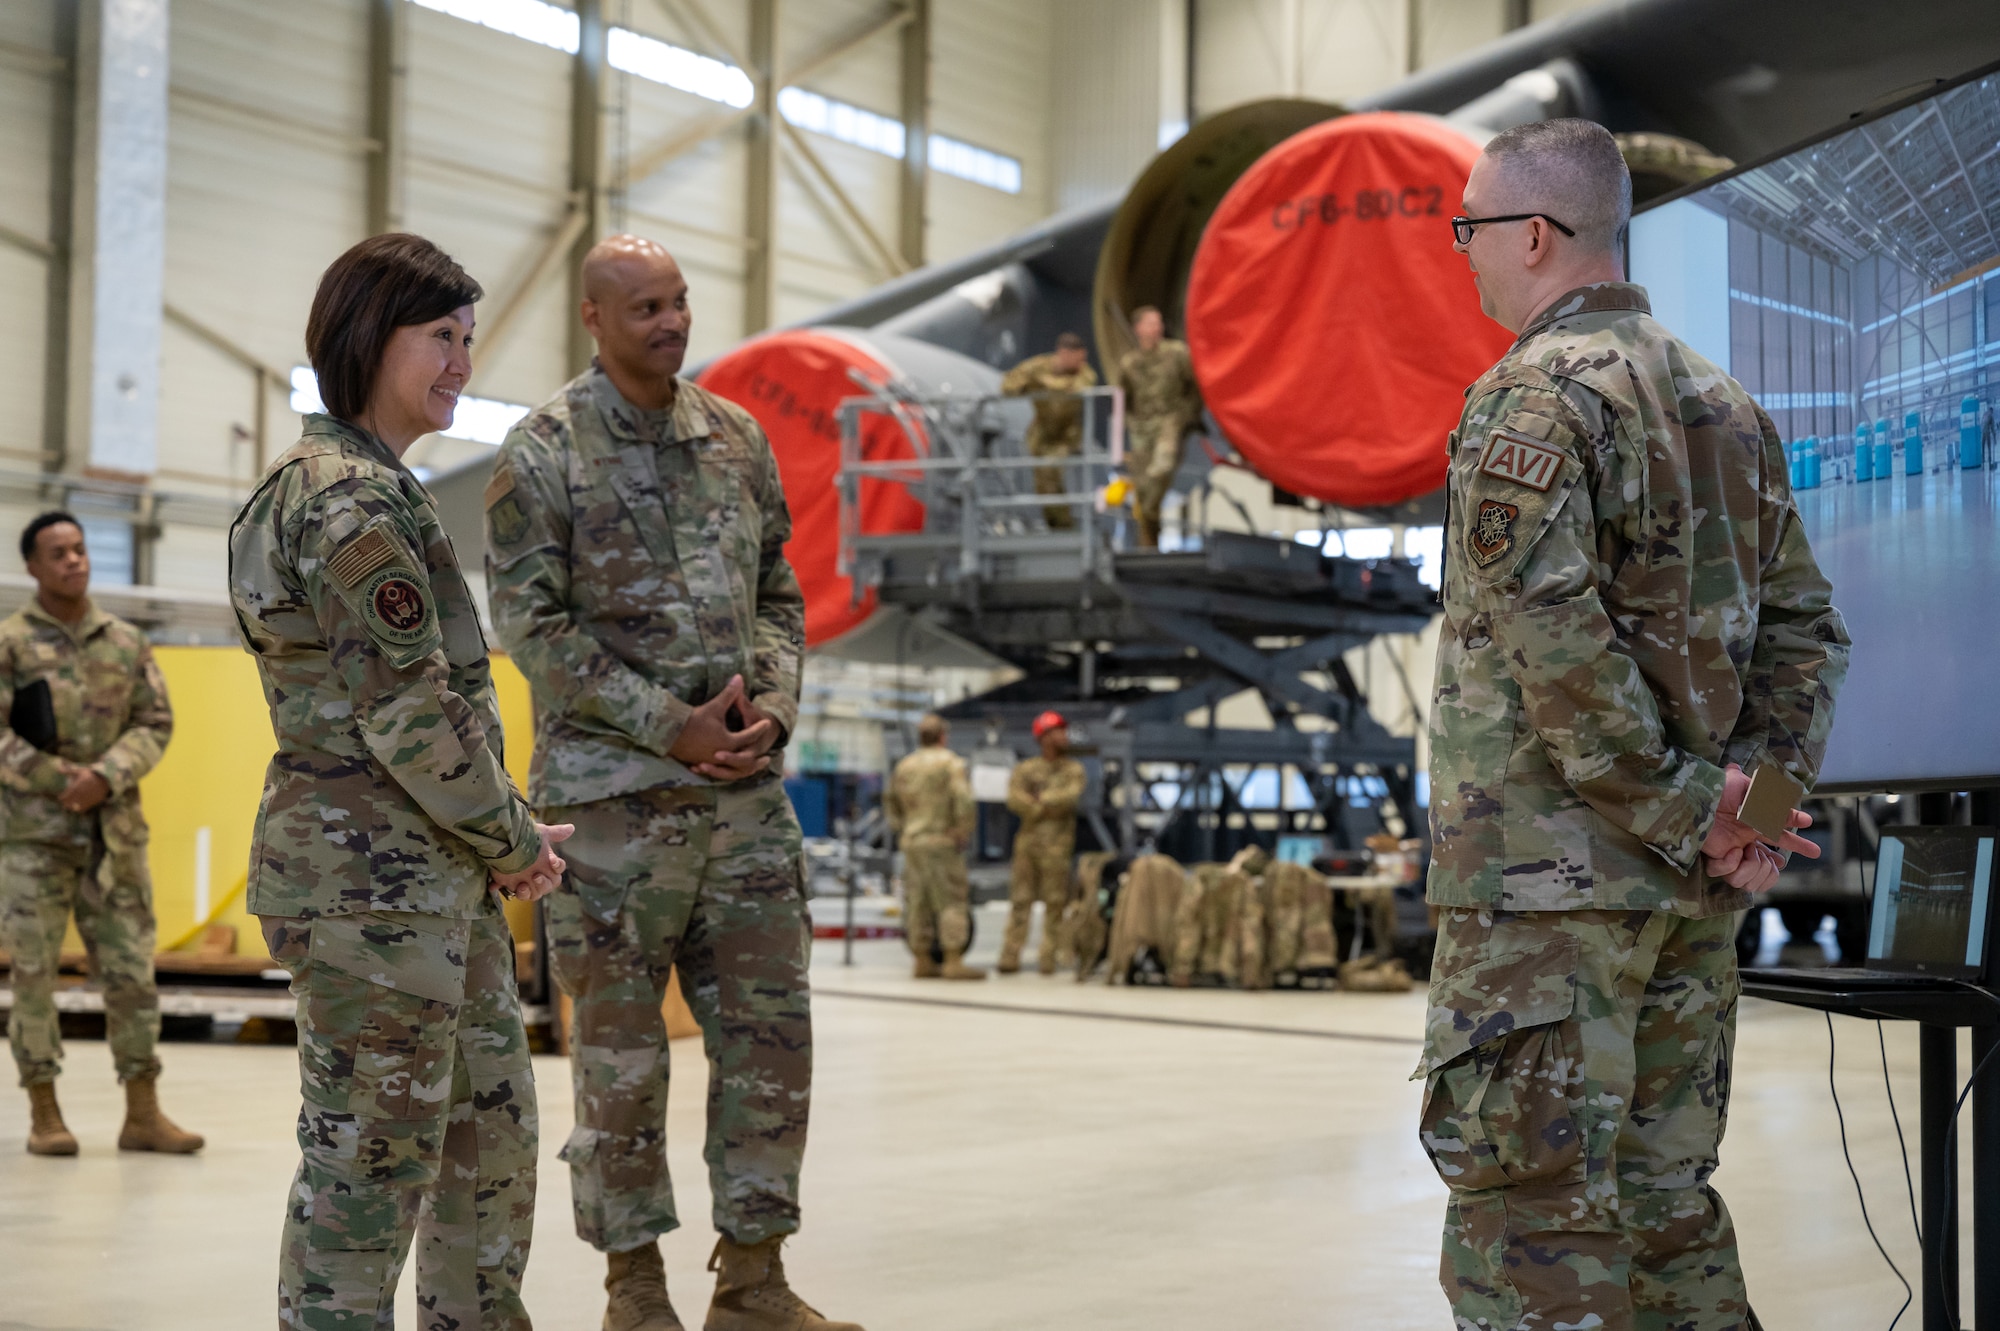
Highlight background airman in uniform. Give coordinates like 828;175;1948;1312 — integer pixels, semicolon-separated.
1001;332;1098;529
1000;711;1085;975
0;511;199;1158
885;714;984;980
1114;306;1203;547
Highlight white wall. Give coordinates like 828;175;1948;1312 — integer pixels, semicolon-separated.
1050;0;1190;212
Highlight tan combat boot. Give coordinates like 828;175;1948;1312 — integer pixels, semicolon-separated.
604;1242;685;1331
705;1236;863;1331
994;949;1020;975
1036;950;1058;976
117;1074;204;1153
911;954;941;979
939;953;986;981
26;1081;77;1156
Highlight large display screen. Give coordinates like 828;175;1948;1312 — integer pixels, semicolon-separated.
1628;64;2000;790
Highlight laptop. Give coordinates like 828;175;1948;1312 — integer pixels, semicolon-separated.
1743;826;1997;991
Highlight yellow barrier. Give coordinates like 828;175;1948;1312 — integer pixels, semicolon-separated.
121;646;540;955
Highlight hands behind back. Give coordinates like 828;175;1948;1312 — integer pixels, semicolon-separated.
668;674;778;782
491;822;575;902
1701;762;1818;893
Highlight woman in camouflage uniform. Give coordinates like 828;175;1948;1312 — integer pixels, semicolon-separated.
228;234;572;1331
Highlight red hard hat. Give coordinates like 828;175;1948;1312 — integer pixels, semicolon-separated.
1031;711;1067;739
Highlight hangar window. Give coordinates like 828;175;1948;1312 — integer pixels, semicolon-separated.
410;0;1024;194
289;367;531;448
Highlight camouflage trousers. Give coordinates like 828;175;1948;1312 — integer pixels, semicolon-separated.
1125;414;1185;545
1028;432;1080;529
544;776;810;1252
262;908;538;1331
1415;907;1746;1331
1002;825;1073;968
0;833;160;1087
901;839;971;959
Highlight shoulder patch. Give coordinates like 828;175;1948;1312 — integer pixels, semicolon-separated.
483;461;532;548
1468;499;1519;567
360;567;434;646
327;528;398;588
1478;429;1566;492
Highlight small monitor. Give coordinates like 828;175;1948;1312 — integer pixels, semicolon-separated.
1867;827;1997;979
1275;835;1326;867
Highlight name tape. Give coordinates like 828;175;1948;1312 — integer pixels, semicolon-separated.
1478;430;1565;492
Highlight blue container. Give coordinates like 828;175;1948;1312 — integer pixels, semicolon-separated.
1804;436;1821;489
783;775;832;838
1874;418;1893;479
1855;422;1873;481
1965;395;1985;470
1904;410;1923;474
1788;441;1803;489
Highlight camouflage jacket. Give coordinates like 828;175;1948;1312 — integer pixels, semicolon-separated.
1116;339;1201;424
1006;755;1085;829
1428;283;1849;917
229;415;541;919
0;601;170;850
885;745;974;848
485;364;805;810
1001;354;1098;448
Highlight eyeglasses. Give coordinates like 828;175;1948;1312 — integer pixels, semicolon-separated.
1451;213;1576;245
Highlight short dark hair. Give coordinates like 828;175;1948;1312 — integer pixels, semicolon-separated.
1482;118;1631;252
305;233;483;422
20;511;81;563
1055;332;1087;352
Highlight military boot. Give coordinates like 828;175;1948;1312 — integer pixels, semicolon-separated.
117;1074;204;1153
1036;950;1058;976
995;949;1021;975
26;1081;77;1156
911;954;941;979
604;1242;685;1331
705;1236;862;1331
939;953;986;981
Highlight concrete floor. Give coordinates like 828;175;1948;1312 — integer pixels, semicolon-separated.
0;902;1978;1330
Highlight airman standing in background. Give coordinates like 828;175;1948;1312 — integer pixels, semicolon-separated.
0;511;200;1157
487;234;861;1331
1001;332;1098;529
1000;711;1085;975
885;714;984;981
1115;306;1202;547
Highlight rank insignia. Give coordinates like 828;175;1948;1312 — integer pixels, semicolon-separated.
362;567;433;646
1478;429;1565;491
1468;498;1519;567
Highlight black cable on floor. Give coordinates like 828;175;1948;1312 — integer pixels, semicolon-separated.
1877;1021;1923;1254
1827;1011;1913;1329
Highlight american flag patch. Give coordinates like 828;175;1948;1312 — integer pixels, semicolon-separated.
1478;430;1566;492
327;528;397;588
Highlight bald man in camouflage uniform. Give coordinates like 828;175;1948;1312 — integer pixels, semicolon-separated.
884;714;983;980
1115;307;1202;547
489;235;860;1331
0;512;200;1157
1417;120;1847;1331
1001;334;1098;530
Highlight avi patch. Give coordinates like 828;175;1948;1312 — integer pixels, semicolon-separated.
1468;498;1519;567
361;567;434;647
1478;429;1565;492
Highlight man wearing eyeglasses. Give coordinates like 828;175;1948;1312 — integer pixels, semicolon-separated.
1415;120;1849;1331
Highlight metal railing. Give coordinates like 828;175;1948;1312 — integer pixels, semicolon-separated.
833;383;1127;604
